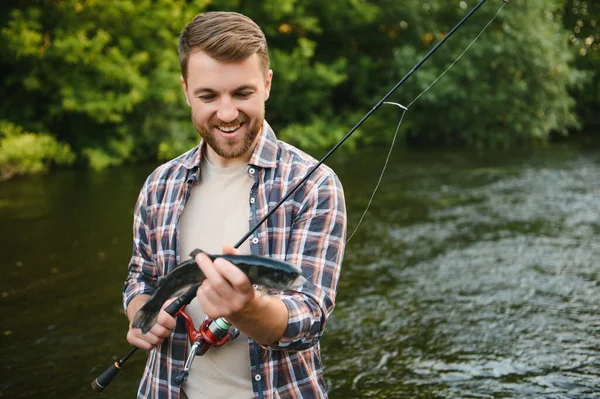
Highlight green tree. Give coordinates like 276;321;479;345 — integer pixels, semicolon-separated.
0;0;361;165
563;0;600;131
0;0;593;179
0;0;199;168
382;0;588;147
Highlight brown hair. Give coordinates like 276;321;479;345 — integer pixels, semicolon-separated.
178;11;270;82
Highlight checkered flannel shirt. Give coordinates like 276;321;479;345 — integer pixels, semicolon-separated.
123;121;346;398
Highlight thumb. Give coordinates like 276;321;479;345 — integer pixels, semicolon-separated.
222;244;240;256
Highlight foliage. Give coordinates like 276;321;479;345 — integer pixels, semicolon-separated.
156;120;199;161
0;0;597;178
380;0;588;147
0;121;74;180
563;0;600;131
0;0;199;164
279;111;359;152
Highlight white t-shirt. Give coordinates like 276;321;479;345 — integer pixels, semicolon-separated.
178;156;255;399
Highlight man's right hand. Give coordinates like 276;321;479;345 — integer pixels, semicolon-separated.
126;295;177;350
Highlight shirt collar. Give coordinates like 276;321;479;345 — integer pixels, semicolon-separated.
180;140;204;171
248;120;278;169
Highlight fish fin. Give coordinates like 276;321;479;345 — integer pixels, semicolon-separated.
131;285;194;334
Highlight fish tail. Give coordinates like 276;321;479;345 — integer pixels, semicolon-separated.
131;261;204;334
132;299;162;334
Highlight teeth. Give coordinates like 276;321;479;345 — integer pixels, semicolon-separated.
218;125;240;133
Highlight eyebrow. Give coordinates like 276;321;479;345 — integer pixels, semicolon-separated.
193;84;258;96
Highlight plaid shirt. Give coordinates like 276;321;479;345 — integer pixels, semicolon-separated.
124;121;346;399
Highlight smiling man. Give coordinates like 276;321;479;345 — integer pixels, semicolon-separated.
123;11;347;399
185;50;270;166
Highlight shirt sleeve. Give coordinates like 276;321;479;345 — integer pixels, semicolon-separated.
268;172;346;351
122;178;158;311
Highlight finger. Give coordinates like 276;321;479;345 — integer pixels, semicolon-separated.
156;309;177;330
198;277;256;318
221;244;240;256
196;280;226;308
127;329;153;350
149;323;172;339
196;281;229;319
142;330;164;346
194;252;217;281
127;328;161;350
213;258;253;294
195;253;235;295
218;245;252;291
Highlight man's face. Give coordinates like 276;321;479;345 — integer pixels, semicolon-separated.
181;51;272;167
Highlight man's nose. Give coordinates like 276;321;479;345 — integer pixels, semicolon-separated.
216;98;239;122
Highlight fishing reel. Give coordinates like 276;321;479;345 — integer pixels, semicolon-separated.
174;309;240;385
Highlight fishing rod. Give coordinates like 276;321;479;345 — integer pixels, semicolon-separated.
91;0;506;391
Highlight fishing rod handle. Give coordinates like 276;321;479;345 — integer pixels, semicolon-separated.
91;275;198;392
91;362;121;392
91;286;195;393
91;347;137;392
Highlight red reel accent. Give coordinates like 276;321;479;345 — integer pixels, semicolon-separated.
176;307;236;355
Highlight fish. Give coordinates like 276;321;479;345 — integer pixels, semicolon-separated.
132;248;306;333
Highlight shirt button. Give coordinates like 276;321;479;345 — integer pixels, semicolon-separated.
250;197;255;204
254;374;262;381
248;167;256;175
252;237;259;244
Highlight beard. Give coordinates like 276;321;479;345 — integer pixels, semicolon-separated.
192;111;263;160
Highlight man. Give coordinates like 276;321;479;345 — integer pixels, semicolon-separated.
123;11;346;399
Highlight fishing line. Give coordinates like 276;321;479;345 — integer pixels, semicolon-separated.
407;1;507;108
341;1;507;248
345;103;407;244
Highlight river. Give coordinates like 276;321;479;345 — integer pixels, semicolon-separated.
1;136;598;398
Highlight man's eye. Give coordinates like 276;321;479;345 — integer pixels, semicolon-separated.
199;95;215;101
236;92;252;98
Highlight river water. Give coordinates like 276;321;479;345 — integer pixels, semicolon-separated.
1;137;598;398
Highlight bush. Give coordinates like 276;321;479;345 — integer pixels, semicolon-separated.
563;0;600;131
0;0;595;174
0;121;74;180
384;0;588;147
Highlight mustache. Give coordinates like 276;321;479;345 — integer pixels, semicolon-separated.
210;114;250;128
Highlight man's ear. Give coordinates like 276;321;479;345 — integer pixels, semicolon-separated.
180;76;190;106
264;69;273;101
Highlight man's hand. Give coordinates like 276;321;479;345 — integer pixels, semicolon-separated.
126;295;177;351
194;245;289;346
194;245;257;319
